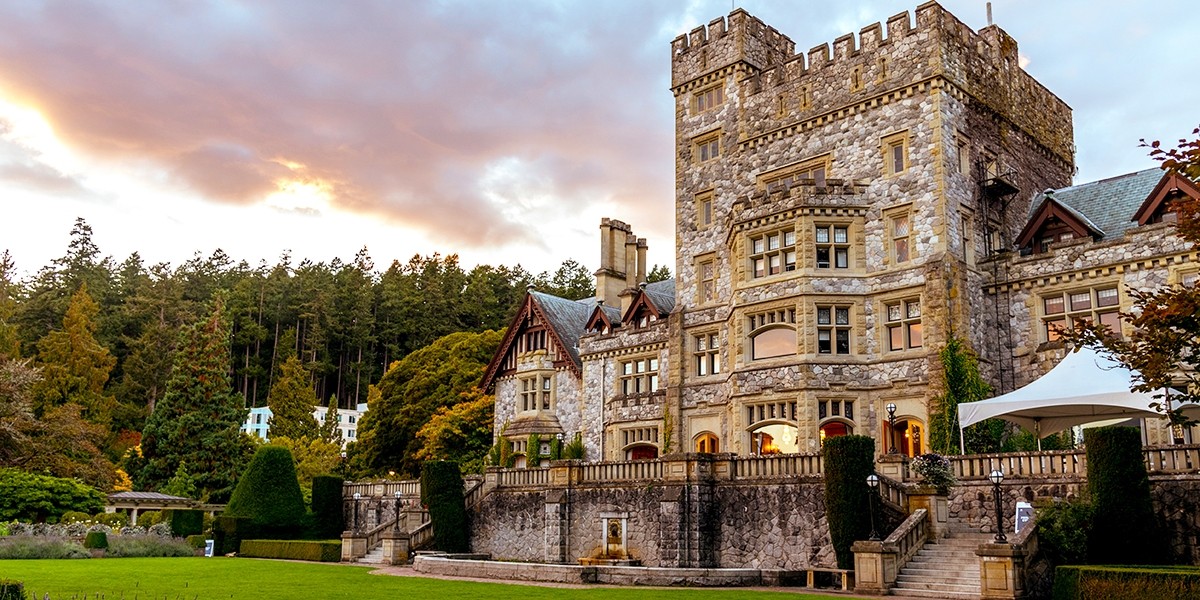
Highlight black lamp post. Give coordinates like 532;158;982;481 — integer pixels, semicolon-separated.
352;492;361;534
989;469;1007;543
556;432;564;459
393;490;402;532
866;473;881;541
885;403;898;454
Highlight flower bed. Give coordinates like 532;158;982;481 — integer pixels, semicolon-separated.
0;521;192;559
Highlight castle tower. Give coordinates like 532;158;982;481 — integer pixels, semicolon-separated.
668;4;1074;457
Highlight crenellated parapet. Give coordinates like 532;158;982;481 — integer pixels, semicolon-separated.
670;9;795;89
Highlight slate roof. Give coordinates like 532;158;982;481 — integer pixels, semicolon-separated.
1027;168;1164;240
643;279;677;315
107;491;194;502
530;291;597;368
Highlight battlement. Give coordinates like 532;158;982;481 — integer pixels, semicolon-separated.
670;9;795;88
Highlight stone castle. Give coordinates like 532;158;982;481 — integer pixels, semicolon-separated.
480;1;1200;465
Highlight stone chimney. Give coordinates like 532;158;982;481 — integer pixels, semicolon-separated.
595;218;632;308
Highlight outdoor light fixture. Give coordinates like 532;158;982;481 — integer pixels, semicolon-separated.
352;492;361;534
393;490;402;532
989;469;1007;543
885;403;898;454
866;473;881;541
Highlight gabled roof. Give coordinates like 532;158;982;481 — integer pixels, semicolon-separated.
1023;168;1164;243
621;279;677;323
584;302;622;333
1014;195;1104;249
481;290;599;390
1132;171;1200;225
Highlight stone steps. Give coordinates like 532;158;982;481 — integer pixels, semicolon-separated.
357;544;386;564
889;534;990;599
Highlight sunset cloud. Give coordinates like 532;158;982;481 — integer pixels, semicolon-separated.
0;1;1196;274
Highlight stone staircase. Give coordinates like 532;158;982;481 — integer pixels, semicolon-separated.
357;543;387;565
890;532;991;598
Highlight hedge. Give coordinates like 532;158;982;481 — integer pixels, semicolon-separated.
83;531;108;550
0;580;24;600
1053;565;1200;600
224;446;306;538
169;509;204;537
822;435;876;569
239;539;342;562
310;474;345;539
213;516;256;556
1084;426;1161;565
420;461;469;553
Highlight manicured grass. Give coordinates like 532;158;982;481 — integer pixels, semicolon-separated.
0;558;855;599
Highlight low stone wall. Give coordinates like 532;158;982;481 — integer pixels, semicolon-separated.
413;555;784;587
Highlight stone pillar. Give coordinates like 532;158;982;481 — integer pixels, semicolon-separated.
876;454;910;482
658;454;718;568
907;488;949;539
341;531;367;562
658;485;687;567
543;489;570;564
977;543;1027;599
381;529;412;565
852;539;899;594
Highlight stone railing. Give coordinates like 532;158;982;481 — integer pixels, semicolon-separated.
949;449;1087;480
463;478;487;509
410;519;434;550
948;444;1200;481
344;479;422;498
1144;444;1200;473
497;466;550;487
732;453;822;478
877;474;908;512
852;508;928;594
577;459;664;482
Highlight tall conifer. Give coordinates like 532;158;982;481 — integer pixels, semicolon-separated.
266;355;320;440
32;284;116;425
139;298;250;501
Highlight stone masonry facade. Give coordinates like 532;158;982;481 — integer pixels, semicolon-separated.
484;1;1198;466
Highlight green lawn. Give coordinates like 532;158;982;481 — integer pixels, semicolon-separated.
0;558;856;599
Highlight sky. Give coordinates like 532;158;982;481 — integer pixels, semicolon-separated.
0;0;1196;279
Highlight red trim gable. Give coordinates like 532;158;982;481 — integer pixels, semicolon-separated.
480;294;583;391
621;289;666;326
584;305;614;334
1015;198;1099;250
1132;172;1200;226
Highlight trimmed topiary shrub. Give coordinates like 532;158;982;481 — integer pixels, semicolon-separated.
224;445;306;539
1084;426;1161;565
186;534;208;549
1053;565;1200;600
239;539;341;562
310;474;345;539
61;511;91;524
83;531;108;550
213;516;255;555
420;461;469;553
822;434;876;569
0;579;24;600
169;509;204;537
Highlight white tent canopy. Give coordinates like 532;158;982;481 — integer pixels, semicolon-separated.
958;346;1199;450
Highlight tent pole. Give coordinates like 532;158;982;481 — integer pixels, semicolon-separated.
1036;420;1042;452
959;423;966;456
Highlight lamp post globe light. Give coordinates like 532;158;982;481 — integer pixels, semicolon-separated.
393;490;402;532
885;403;898;454
989;469;1007;543
352;492;361;534
866;473;881;541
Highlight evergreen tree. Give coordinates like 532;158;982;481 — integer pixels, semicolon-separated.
139;298;251;501
647;264;672;283
161;461;197;499
0;251;21;359
32;284;117;425
537;259;594;300
320;395;342;445
267;355;320;440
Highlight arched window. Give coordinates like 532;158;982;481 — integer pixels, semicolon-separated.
751;326;795;360
750;423;799;454
694;432;720;454
626;444;659;461
819;420;853;446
